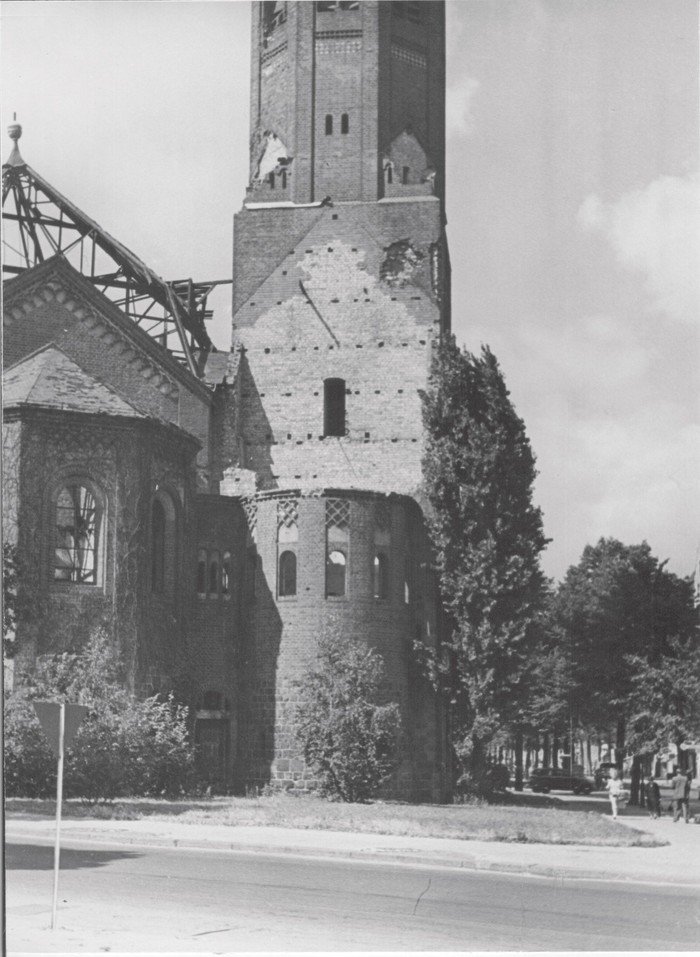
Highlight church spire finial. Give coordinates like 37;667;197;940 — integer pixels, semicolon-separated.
5;114;25;168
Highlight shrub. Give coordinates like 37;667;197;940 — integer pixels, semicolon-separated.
4;630;194;801
295;630;401;802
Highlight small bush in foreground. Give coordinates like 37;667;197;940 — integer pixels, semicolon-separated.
4;630;194;801
295;631;401;802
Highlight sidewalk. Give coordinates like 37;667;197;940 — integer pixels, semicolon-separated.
7;806;700;887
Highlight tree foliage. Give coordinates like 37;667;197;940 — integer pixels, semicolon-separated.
548;538;697;753
4;629;195;800
295;630;401;802
420;339;547;772
3;541;19;657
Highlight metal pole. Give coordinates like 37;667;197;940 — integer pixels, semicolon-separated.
51;702;65;931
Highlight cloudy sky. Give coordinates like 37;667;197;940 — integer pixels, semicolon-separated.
2;0;698;581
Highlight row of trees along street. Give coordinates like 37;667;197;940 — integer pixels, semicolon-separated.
2;338;698;805
421;337;700;803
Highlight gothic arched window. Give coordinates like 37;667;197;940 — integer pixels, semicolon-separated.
54;483;101;585
278;551;297;597
151;499;166;593
372;552;388;600
151;490;177;595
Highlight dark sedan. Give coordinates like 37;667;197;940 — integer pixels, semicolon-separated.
528;767;594;794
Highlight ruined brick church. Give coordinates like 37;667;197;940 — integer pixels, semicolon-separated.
3;1;452;800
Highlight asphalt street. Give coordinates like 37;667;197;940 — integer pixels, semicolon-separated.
6;836;700;952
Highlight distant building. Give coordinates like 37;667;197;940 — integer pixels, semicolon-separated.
2;0;452;801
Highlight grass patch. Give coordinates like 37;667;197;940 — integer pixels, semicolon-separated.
6;794;664;847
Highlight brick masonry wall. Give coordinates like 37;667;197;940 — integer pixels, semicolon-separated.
239;489;449;802
230;198;446;495
3;405;201;698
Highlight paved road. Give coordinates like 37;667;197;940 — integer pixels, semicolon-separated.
6;836;700;952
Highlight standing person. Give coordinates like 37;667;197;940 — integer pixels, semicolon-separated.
670;766;688;823
606;768;624;819
682;770;693;823
645;776;661;819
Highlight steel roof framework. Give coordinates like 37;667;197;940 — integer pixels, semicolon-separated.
2;144;226;374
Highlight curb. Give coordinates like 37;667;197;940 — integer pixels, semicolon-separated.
7;822;699;888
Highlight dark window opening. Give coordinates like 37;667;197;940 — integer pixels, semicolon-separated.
54;484;99;584
372;552;388;599
325;114;333;135
341;113;349;134
151;499;166;593
222;551;231;597
278;550;297;597
326;549;346;597
268;171;275;188
196;550;207;595
263;1;287;34
209;552;220;597
324;378;346;436
402;166;410;185
281;170;287;188
385;163;393;185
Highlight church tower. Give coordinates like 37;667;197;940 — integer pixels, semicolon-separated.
224;0;451;801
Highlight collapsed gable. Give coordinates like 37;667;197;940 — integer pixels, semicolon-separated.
3;257;214;470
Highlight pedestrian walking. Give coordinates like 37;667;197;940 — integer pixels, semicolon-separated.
670;767;688;823
606;768;624;819
644;776;661;819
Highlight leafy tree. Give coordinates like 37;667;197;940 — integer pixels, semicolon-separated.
626;636;700;759
420;339;547;787
4;629;195;800
550;539;697;761
3;541;19;657
295;630;401;802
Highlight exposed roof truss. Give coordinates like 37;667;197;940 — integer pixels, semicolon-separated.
3;146;227;374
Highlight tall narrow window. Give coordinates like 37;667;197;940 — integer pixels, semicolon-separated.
341;113;349;134
222;551;232;598
402;166;410;185
278;551;297;597
268;171;275;188
325;114;333;135
324;378;346;437
372;553;388;599
196;550;207;596
281;169;287;188
209;550;220;597
151;491;177;595
277;499;299;598
151;499;166;593
385;163;393;185
326;499;349;598
54;484;100;584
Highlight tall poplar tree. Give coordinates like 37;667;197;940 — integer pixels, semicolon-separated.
421;339;547;785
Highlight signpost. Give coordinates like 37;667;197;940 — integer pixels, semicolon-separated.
32;701;89;930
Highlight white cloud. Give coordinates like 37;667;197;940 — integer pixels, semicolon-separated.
446;76;480;139
578;174;700;325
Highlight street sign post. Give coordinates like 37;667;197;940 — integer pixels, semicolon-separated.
32;701;89;929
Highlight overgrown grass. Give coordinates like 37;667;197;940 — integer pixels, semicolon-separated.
6;793;664;847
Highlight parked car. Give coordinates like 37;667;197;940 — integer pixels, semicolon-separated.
594;762;618;789
528;767;594;795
